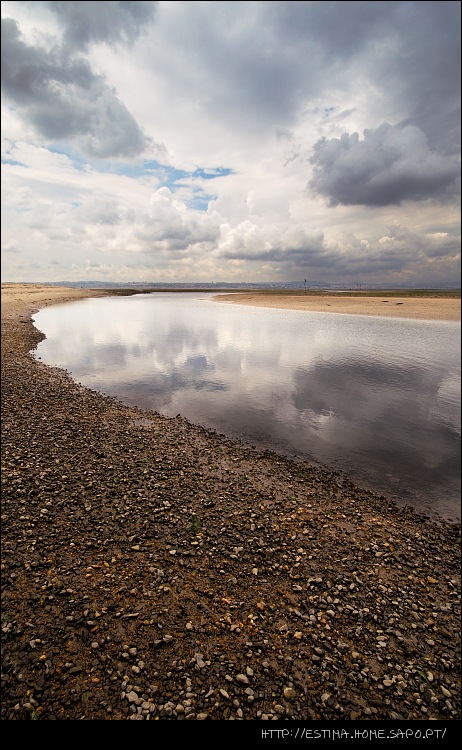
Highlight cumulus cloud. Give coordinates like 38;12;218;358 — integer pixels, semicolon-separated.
1;14;153;158
309;123;460;207
133;187;221;252
218;220;324;262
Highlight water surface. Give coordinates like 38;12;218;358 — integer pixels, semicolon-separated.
33;293;461;522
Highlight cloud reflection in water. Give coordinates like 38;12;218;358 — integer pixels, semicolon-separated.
33;293;461;521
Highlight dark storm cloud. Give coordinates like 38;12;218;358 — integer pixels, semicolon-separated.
372;1;461;155
268;1;461;154
309;123;460;207
173;2;392;132
1;12;153;158
266;0;396;57
245;1;458;148
45;1;157;50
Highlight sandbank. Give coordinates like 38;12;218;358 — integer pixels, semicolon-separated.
0;282;107;317
213;292;461;322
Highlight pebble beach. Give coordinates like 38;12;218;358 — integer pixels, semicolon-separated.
1;284;460;726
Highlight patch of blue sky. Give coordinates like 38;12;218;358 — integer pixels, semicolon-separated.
111;160;233;209
191;167;234;180
1;136;23;166
113;160;234;185
47;146;91;172
110;160;184;180
40;146;232;208
1;157;26;167
187;190;217;211
43;142;235;185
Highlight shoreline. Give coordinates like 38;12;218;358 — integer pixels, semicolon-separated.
1;284;460;722
213;292;461;321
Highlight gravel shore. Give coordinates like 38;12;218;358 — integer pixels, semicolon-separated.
1;285;460;726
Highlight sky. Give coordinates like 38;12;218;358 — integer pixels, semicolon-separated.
1;0;461;287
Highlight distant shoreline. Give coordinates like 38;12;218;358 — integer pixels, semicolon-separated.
1;282;460;322
213;290;461;322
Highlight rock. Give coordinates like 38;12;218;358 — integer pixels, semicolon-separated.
1;286;460;722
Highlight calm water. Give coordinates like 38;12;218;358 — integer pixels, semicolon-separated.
33;293;461;522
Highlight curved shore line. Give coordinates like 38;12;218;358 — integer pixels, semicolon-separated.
1;284;460;723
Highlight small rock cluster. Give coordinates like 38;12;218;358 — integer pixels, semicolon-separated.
1;290;460;723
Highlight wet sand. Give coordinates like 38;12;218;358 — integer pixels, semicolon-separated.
214;292;461;321
1;283;460;724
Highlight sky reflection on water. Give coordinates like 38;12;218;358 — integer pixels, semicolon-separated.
33;293;461;522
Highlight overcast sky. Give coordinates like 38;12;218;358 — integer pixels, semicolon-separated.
1;1;460;286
